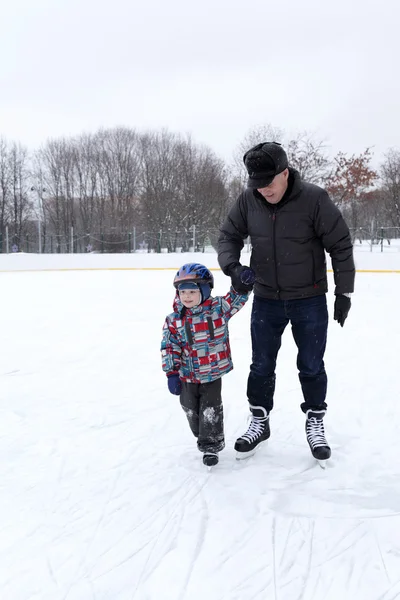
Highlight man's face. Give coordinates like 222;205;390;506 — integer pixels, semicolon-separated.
257;169;289;204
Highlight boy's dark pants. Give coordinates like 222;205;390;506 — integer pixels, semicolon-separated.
180;378;225;453
247;295;329;414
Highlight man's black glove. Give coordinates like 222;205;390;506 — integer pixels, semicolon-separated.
334;294;351;327
230;265;256;294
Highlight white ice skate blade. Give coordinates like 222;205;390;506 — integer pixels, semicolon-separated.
236;449;256;460
316;460;328;469
235;441;268;460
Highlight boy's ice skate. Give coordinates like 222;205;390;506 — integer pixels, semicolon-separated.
305;409;331;466
203;452;219;467
235;406;270;459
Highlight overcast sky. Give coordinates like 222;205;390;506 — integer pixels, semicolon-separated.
1;0;399;165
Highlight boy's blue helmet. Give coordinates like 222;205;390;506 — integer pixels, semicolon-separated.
173;263;214;303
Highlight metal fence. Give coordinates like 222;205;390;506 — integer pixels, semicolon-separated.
0;226;223;254
1;225;399;254
349;227;400;251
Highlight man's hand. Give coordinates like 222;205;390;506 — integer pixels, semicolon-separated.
230;265;256;293
334;294;351;327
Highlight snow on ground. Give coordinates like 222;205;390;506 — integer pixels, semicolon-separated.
0;251;400;600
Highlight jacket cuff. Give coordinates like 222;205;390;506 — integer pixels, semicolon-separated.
167;371;179;378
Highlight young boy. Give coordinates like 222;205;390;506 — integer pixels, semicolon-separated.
161;262;253;467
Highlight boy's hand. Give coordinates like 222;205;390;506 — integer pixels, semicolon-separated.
230;265;256;293
167;373;182;395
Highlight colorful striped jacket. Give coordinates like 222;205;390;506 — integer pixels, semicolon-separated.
161;287;249;384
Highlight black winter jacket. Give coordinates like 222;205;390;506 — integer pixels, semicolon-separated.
218;169;355;300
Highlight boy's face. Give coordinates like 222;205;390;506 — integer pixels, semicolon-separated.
179;288;201;308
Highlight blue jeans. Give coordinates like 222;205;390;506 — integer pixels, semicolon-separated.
247;295;329;414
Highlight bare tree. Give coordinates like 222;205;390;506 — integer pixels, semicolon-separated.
17;123;397;254
286;132;331;184
174;136;228;251
71;133;99;235
8;143;31;248
0;138;32;250
35;139;72;251
136;131;228;252
231;123;284;187
0;137;11;246
138;130;182;250
95;127;141;233
230;125;332;197
35;129;142;251
380;149;400;227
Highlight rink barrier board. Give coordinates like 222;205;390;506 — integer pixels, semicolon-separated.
0;268;400;274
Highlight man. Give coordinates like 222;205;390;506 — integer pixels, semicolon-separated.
218;142;355;463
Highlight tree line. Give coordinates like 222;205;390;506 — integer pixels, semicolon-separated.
0;125;399;253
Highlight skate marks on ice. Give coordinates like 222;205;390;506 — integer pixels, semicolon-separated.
2;271;400;600
184;441;400;600
262;515;400;600
227;424;400;520
128;445;400;600
2;423;400;600
209;480;400;599
67;449;214;600
131;458;213;600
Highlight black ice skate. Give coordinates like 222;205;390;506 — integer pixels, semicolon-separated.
203;452;219;467
305;409;331;464
235;406;270;459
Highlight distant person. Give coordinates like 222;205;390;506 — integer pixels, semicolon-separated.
218;142;355;464
161;263;250;467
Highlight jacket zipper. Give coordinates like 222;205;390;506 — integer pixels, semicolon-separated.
272;209;280;297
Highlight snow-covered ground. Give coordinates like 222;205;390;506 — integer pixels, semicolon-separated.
0;250;400;600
